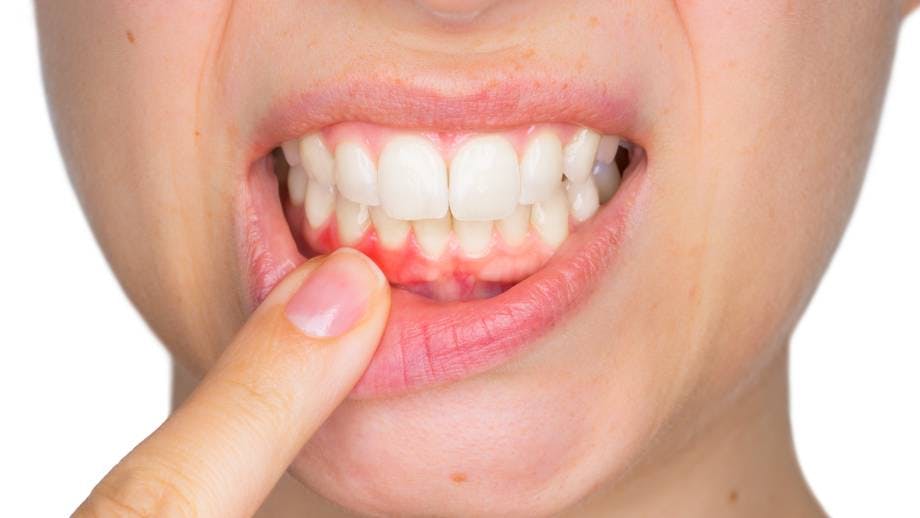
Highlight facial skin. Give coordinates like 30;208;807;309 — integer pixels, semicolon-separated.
37;1;913;516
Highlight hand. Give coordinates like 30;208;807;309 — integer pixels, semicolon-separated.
75;249;390;517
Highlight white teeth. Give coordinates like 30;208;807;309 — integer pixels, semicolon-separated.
287;165;307;205
454;220;493;258
369;206;410;249
449;135;520;221
300;133;335;186
592;160;621;204
595;135;620;165
335;197;370;245
497;204;531;247
563;128;601;184
282;140;302;166
305;179;336;229
531;187;569;248
519;132;563;204
413;215;452;259
335;141;380;206
565;179;600;223
378;135;449;221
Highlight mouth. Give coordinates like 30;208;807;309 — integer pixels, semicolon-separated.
240;84;647;398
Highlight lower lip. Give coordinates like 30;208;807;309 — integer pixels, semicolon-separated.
240;157;647;399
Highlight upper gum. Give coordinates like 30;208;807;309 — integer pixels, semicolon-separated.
317;121;584;160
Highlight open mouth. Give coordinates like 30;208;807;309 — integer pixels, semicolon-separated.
242;98;647;398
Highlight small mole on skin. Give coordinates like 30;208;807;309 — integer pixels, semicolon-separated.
729;489;739;503
126;30;135;44
450;472;468;484
588;16;600;28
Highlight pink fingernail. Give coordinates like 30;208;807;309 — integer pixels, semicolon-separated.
285;249;384;338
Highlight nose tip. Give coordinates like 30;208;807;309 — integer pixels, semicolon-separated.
414;0;502;21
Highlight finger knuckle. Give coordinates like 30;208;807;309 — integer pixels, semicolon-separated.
76;464;198;518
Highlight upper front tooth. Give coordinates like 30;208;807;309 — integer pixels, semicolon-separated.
449;135;520;221
282;140;301;166
595;135;620;165
563;128;601;184
519;132;563;204
300;133;335;186
378;135;449;221
335;141;380;206
565;178;600;222
592;160;621;204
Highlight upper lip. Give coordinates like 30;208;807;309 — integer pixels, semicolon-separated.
250;75;643;160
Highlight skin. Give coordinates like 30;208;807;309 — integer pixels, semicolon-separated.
37;1;917;516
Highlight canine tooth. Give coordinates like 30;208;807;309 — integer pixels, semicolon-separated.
287;165;308;205
563;128;601;184
519;132;563;204
449;135;520;221
531;187;569;248
498;205;531;247
335;141;380;206
595;135;620;165
300;133;335;186
370;207;410;249
565;178;600;222
305;179;336;229
282;140;302;166
413;215;452;259
454;220;493;259
592;160;621;204
378;135;449;220
336;197;370;245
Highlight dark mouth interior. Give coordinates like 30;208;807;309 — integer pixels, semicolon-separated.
269;138;640;301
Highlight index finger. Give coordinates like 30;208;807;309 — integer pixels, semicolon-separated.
76;249;390;517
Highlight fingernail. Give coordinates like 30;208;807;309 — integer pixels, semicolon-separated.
285;248;386;338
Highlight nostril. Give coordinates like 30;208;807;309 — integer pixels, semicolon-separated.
413;0;502;22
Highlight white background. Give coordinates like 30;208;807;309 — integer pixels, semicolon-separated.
1;3;917;516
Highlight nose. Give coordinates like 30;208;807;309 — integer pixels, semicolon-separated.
414;0;503;21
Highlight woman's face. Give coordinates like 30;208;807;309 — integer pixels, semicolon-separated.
38;1;906;515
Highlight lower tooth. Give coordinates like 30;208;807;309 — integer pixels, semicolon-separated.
565;178;600;223
531;187;569;248
305;179;336;229
592;160;621;204
370;207;410;249
336;197;370;245
498;204;531;247
454;220;494;259
413;215;452;260
287;165;307;205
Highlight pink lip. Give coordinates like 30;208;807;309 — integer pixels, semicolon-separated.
239;81;648;398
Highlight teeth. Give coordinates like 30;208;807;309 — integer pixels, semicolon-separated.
563;128;601;184
565;178;600;223
287;165;307;205
305;179;336;229
531;187;569;248
592;160;621;204
334;141;380;206
497;204;531;247
595;135;620;165
335;197;370;245
519;132;564;204
370;206;411;249
300;133;335;186
413;215;452;259
449;135;521;221
282;140;302;166
454;220;493;258
378;135;449;221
